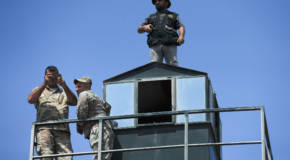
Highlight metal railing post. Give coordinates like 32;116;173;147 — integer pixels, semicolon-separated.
98;119;103;160
184;113;189;160
29;124;35;160
267;149;271;160
261;107;266;160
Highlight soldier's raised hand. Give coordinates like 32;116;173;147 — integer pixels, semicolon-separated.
57;74;66;87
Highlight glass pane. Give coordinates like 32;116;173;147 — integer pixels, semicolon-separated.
105;82;134;127
176;77;206;122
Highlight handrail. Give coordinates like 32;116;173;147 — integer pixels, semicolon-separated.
33;141;262;159
29;106;273;160
33;106;262;125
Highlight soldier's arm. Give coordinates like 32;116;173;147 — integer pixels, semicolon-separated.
77;92;89;119
138;25;146;33
176;15;185;45
138;17;152;33
57;74;77;106
27;83;46;104
138;24;153;33
76;92;89;134
177;26;185;45
62;84;77;106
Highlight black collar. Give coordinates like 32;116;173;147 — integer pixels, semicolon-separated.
157;9;169;14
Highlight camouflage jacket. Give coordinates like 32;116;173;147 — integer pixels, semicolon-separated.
77;90;112;138
34;86;70;132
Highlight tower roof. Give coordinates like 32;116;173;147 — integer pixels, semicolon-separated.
103;62;208;83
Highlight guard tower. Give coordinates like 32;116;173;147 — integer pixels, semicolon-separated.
103;62;222;160
29;62;273;160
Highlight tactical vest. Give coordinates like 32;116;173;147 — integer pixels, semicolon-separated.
147;11;179;47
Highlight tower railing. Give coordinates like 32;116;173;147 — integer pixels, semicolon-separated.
29;106;273;160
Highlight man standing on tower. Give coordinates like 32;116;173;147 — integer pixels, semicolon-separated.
138;0;185;66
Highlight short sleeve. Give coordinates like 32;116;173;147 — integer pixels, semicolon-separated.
175;15;184;28
31;87;40;106
141;16;150;26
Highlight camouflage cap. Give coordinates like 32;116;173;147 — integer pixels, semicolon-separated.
74;76;92;85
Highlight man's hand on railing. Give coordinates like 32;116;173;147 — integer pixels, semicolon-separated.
77;122;84;134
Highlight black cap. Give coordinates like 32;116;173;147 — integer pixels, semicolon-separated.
152;0;171;8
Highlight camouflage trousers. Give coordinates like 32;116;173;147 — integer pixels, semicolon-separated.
36;129;73;160
89;122;114;160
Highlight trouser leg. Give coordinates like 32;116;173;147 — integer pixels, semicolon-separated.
150;45;163;63
53;131;73;160
90;122;114;160
102;122;114;160
36;129;54;160
163;45;178;66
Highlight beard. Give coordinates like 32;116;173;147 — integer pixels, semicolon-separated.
156;6;167;11
155;3;167;11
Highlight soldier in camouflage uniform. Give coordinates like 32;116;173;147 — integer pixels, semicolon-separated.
74;77;114;160
28;66;77;160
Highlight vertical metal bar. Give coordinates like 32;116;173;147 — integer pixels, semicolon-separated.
172;78;177;123
264;113;273;160
261;108;266;160
184;113;189;160
267;149;271;160
98;119;103;160
103;84;106;101
205;76;210;121
29;124;35;160
134;80;138;127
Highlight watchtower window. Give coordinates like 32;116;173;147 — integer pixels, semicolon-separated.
138;80;172;124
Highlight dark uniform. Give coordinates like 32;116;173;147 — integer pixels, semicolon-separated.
141;10;183;66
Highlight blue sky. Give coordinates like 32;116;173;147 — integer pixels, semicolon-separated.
1;0;290;159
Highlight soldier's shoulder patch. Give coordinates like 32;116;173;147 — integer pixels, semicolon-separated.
168;14;174;19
